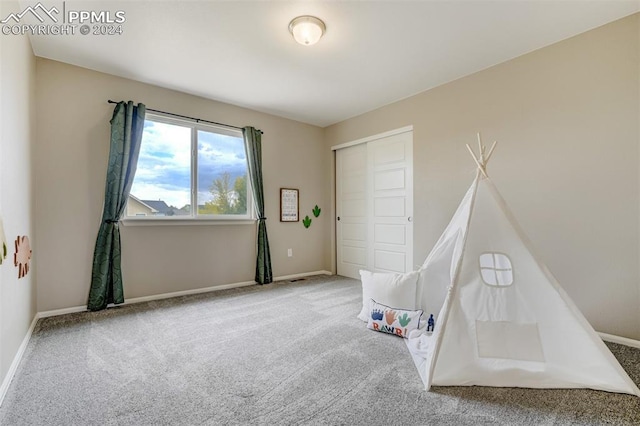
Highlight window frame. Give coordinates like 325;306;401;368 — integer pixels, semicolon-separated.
122;112;255;226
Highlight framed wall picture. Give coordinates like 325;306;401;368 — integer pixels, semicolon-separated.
280;188;299;222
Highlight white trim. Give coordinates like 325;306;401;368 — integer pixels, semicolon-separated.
330;125;413;151
37;305;87;318
0;315;38;407
598;332;640;349
121;218;256;227
145;111;242;138
274;270;332;281
125;280;256;305
37;270;333;318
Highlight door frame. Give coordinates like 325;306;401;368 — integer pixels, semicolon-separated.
330;125;414;152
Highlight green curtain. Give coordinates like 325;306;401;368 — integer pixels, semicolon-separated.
243;126;273;284
87;101;146;311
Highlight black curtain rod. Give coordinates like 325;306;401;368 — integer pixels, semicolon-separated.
107;100;262;134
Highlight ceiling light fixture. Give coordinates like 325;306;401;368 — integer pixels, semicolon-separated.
288;15;326;46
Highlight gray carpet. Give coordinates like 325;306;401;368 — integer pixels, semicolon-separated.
1;275;639;425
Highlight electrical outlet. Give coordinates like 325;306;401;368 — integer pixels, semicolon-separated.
287;248;293;257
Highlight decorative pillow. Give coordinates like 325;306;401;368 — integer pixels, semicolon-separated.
357;270;419;322
367;299;423;338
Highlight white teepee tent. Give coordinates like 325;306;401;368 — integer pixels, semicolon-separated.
407;136;640;397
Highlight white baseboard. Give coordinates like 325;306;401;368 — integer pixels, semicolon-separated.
124;280;256;305
598;332;640;349
37;270;334;319
0;315;38;407
37;305;87;318
275;270;332;281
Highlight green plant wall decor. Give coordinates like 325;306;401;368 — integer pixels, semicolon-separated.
302;215;312;228
312;205;321;217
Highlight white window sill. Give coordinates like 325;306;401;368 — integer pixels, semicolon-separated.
121;218;257;226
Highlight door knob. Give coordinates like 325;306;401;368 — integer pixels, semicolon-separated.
408;216;412;222
337;217;341;221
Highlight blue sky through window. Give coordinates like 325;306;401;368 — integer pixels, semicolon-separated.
130;119;246;210
197;129;247;207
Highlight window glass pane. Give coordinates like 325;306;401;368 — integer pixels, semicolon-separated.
127;120;192;217
197;130;248;215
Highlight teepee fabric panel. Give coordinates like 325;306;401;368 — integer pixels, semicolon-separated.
416;179;477;320
408;177;477;390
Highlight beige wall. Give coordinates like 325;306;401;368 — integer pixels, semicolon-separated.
35;59;330;311
0;0;37;395
325;14;640;340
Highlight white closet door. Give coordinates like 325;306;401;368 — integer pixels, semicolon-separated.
335;130;413;278
336;144;368;278
368;132;413;273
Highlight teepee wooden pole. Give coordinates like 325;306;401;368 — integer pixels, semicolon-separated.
485;141;498;164
477;133;485;163
466;144;488;178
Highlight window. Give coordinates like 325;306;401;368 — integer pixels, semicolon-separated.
479;252;513;287
126;113;252;221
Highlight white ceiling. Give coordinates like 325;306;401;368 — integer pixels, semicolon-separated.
26;0;640;127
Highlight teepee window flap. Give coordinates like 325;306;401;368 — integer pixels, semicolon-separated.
479;252;514;287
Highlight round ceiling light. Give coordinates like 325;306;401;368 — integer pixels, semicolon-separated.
288;15;326;46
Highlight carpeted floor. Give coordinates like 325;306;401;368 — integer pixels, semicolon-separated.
1;275;639;425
